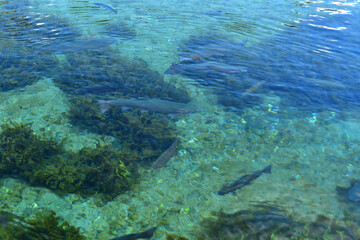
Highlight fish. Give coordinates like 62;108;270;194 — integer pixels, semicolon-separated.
98;98;201;115
110;227;157;240
203;10;223;16
244;80;266;94
165;62;246;77
164;37;248;85
348;181;360;201
308;78;346;88
35;38;117;54
218;165;272;196
207;66;247;74
152;139;178;170
75;83;119;95
179;56;201;63
94;3;118;14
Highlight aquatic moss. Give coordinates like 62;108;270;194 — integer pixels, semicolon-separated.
30;144;132;200
0;123;131;199
53;49;190;103
197;205;356;240
0;47;59;91
69;96;178;162
166;233;190;240
0;122;62;176
22;29;190;163
52;47;186;162
0;210;86;240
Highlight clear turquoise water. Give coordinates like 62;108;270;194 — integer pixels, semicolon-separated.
0;0;360;239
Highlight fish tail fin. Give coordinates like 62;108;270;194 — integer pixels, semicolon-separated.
263;165;272;174
98;100;109;113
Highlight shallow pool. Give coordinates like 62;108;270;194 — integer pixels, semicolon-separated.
0;0;359;239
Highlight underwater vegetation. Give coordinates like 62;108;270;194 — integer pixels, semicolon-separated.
53;49;189;162
0;210;86;240
166;233;190;240
1;0;188;165
197;204;357;240
54;49;190;102
0;46;59;91
69;97;177;162
0;123;131;199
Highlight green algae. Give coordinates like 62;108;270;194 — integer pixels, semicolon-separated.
69;96;178;162
0;210;85;240
50;47;188;163
54;49;190;103
0;46;59;91
197;205;357;240
166;233;190;240
0;123;131;199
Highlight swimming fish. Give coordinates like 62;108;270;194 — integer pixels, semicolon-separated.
152;139;178;170
110;227;157;240
164;38;248;87
179;56;201;64
165;62;246;77
218;165;272;196
98;98;201;115
75;83;119;95
94;3;118;14
348;181;360;201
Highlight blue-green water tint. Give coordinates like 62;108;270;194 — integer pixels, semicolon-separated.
166;6;360;112
0;0;360;239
